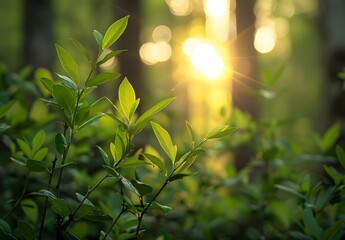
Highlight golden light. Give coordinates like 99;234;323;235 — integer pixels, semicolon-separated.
152;25;172;42
188;41;224;78
166;0;192;16
254;26;276;53
140;42;172;65
204;0;229;18
98;49;117;70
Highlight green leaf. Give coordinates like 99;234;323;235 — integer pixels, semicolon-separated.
205;125;238;139
103;165;119;177
322;219;345;240
27;159;47;172
85;72;121;87
61;231;80;240
146;201;172;216
314;186;336;211
51;198;72;217
17;138;32;158
70;38;91;62
134;97;176;134
0;101;15;119
118;77;136;121
336;145;345;169
120;176;140;196
55;44;80;84
93;30;103;47
0;219;12;235
76;193;94;206
32;130;46;153
130;179;153;196
55;133;67;155
117;156;147;169
142;153;167;176
102;16;129;50
40;77;54;95
96;49;127;66
185;120;196;142
111;129;127;163
56;73;78;90
21;199;38;223
97;146;111;166
52;84;76;114
78;113;106;130
38;189;57;200
151;122;177;162
275;184;306;200
32;147;48;161
170;172;199;182
303;207;323;238
320;122;340;152
323;166;342;185
14;221;35;240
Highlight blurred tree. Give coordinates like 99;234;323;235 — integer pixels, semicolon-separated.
319;0;345;144
23;0;54;70
114;0;143;106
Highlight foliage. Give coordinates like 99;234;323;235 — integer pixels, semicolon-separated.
0;16;234;240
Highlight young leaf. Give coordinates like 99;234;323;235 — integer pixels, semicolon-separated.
96;49;127;66
97;146;110;166
142;153;167;176
205;125;238;139
40;78;54;95
52;84;76;114
118;77;136;120
0;101;15;119
93;30;103;48
70;38;91;62
32;130;46;153
134;97;176;134
32;148;48;161
55;44;80;84
102;16;129;50
77;113;106;130
336;145;345;169
185;120;196;142
17;139;32;158
151;122;177;162
130;179;153;196
55;73;78;91
85;72;121;87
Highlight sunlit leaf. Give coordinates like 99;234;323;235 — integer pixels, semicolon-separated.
55;44;80;84
117;156;147;169
78;113;106;130
185;120;196;143
142;153;167;176
96;49;127;66
40;77;54;95
118;77;136;121
0;101;15;119
93;30;103;47
102;16;129;50
151;122;177;162
134;97;175;134
52;84;76;114
32;130;46;153
17;139;32;158
205;125;238;139
86;72;121;87
32;148;48;161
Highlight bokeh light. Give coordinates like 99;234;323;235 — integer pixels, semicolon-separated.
204;0;229;18
152;25;172;42
166;0;192;16
140;41;172;65
254;26;276;53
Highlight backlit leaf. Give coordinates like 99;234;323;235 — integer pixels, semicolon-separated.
151;122;177;162
32;148;48;161
142;153;167;176
32;130;46;153
55;44;80;84
86;72;120;87
205;125;238;139
40;78;54;95
96;49;127;66
118;77;136;120
93;30;103;47
102;16;129;50
70;38;91;62
17;139;32;158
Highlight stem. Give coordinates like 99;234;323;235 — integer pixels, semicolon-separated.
3;171;31;219
38;156;57;240
61;173;110;230
102;205;126;240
